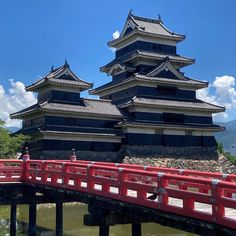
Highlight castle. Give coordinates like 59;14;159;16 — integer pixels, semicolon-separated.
11;12;225;161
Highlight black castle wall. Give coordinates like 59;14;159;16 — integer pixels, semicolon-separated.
116;41;176;58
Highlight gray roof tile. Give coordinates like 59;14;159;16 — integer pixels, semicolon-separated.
108;13;185;47
119;97;225;113
90;74;208;96
101;50;194;73
26;63;92;92
41;99;123;117
131;14;184;39
117;120;224;131
11;99;124;119
135;50;194;64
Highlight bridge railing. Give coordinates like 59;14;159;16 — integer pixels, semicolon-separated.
0;159;235;230
0;160;23;182
55;159;236;183
22;160;236;230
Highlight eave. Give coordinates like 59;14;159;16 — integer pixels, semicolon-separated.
118;98;225;114
115;121;224;132
41;108;123;120
131;51;195;67
10;104;40;119
101;51;195;73
40;130;125;138
10;101;124;120
90;75;208;96
26;79;92;92
108;29;185;48
40;130;125;143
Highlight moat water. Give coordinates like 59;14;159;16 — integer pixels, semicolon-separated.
0;203;196;236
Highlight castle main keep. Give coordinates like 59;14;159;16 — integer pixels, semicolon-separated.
11;12;225;160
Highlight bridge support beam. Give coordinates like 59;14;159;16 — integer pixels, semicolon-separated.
28;202;37;236
132;222;141;236
56;201;63;236
10;204;17;236
99;225;109;236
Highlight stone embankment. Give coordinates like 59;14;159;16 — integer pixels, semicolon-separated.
124;154;236;174
123;146;236;174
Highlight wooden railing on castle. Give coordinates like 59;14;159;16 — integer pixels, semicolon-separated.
0;159;236;230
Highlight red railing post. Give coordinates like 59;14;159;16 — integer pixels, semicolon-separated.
41;161;48;183
222;174;232;198
183;197;194;212
87;164;94;191
62;163;69;185
118;168;127;199
157;172;168;209
178;169;187;191
211;179;224;222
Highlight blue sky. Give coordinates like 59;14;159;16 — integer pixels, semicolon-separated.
0;0;236;126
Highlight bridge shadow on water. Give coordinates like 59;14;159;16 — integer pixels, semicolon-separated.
0;204;195;236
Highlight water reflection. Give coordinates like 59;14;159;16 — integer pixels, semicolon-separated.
0;204;196;236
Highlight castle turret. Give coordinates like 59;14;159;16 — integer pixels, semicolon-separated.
90;12;224;148
11;62;124;159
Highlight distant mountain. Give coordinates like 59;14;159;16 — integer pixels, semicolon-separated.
7;126;20;133
215;119;236;151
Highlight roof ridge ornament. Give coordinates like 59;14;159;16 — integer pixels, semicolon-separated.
64;59;70;68
50;65;54;72
129;8;133;16
158;13;161;20
164;56;170;61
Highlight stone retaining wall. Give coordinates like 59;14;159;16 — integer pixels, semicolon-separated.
29;145;236;174
124;145;219;160
30;149;122;162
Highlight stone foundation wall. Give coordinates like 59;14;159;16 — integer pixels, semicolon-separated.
30;149;123;162
30;145;219;162
124;145;219;160
29;145;236;173
123;146;236;174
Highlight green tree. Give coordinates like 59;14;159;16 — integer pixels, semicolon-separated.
217;142;224;154
0;119;28;158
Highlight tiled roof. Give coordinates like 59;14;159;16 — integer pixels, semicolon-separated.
108;13;185;47
116;120;224;131
135;74;207;87
130;14;184;39
90;74;208;96
134;50;194;65
40;130;124;138
42;99;123;117
26;63;92;92
119;97;225;113
101;50;194;73
11;103;39;118
11;99;124;119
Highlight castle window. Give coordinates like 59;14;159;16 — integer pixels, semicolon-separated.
157;86;177;96
163;113;184;123
185;130;193;136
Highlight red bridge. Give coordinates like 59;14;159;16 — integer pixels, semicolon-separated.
0;159;236;236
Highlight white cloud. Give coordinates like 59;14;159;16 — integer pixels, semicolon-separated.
196;75;236;121
112;30;120;39
109;30;120;53
0;79;37;128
